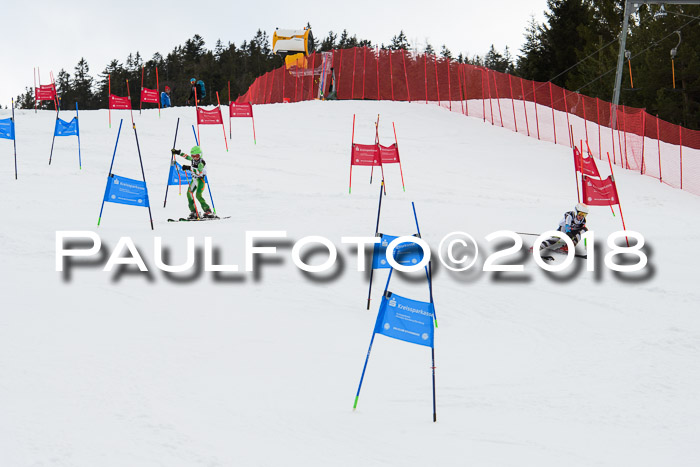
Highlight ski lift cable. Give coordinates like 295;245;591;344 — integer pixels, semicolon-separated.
574;15;697;95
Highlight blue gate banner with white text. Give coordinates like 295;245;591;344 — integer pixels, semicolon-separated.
103;174;150;207
371;234;424;269
0;118;15;140
54;117;78;137
374;292;434;347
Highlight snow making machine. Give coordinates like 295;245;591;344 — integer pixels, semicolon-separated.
273;27;314;68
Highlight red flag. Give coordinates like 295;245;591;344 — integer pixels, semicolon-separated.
229;102;253;118
582;175;619;206
574;147;600;177
35;84;56;101
197;107;224;125
351;144;381;166
378;143;400;164
140;87;159;104
109;94;131;110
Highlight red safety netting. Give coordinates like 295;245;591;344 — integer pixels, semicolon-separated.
35;84;56;101
141;88;158;104
235;46;700;196
109;94;131;110
197;107;223;125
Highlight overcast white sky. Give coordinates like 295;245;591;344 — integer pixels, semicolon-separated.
0;0;547;106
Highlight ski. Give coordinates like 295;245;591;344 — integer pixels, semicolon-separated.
167;216;230;222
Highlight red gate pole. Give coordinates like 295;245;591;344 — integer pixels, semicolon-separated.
481;69;486;122
509;74;517;133
140;66;144;114
195;87;201;145
402;49;411;102
549;82;556;144
216;92;229;152
350;114;355;193
562;88;571;147
657;115;662;183
606;152;629;246
520;77;529;136
126;79;135;126
532;80;540;140
679;125;683;190
393;122;406;192
228;81;232;139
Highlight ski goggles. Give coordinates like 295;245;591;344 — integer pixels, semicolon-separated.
576;211;587;218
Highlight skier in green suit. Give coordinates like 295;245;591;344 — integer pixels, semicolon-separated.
171;145;214;219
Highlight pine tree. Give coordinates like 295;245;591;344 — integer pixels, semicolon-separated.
389;31;410;50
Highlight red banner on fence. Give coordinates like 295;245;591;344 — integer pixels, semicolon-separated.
109;94;131;110
229;102;253;118
141;88;159;104
35;84;56;101
351;144;381;166
582;175;619;206
574;147;600;177
378;144;400;164
197;107;224;125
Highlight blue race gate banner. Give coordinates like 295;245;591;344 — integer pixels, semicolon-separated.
371;234;424;269
103;174;150;207
54;117;78;137
167;161;208;186
374;291;434;347
0;118;15;140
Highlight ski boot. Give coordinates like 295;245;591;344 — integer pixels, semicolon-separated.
188;211;198;220
203;210;215;219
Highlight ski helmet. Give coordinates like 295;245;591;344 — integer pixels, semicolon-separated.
190;78;196;83
575;203;589;216
190;146;202;157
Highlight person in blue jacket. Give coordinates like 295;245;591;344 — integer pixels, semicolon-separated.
161;86;171;108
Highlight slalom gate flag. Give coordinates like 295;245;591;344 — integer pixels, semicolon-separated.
167;162;208;186
378;144;400;164
229;102;253;118
574;147;600;177
582;175;619;206
374;291;435;347
351;143;381;166
372;234;424;269
141;88;159;104
103;174;150;207
54;118;78;137
35;84;56;101
109;94;131;110
0;118;15;140
197;107;223;125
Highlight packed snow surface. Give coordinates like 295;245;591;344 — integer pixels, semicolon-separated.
1;100;699;467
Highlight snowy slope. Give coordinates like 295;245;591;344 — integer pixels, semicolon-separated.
0;100;699;467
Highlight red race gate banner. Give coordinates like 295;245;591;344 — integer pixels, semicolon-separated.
141;88;159;104
109;94;131;110
351;144;381;166
582;175;620;206
229;102;253;118
197;107;224;125
378;143;400;164
573;147;600;177
35;84;56;101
